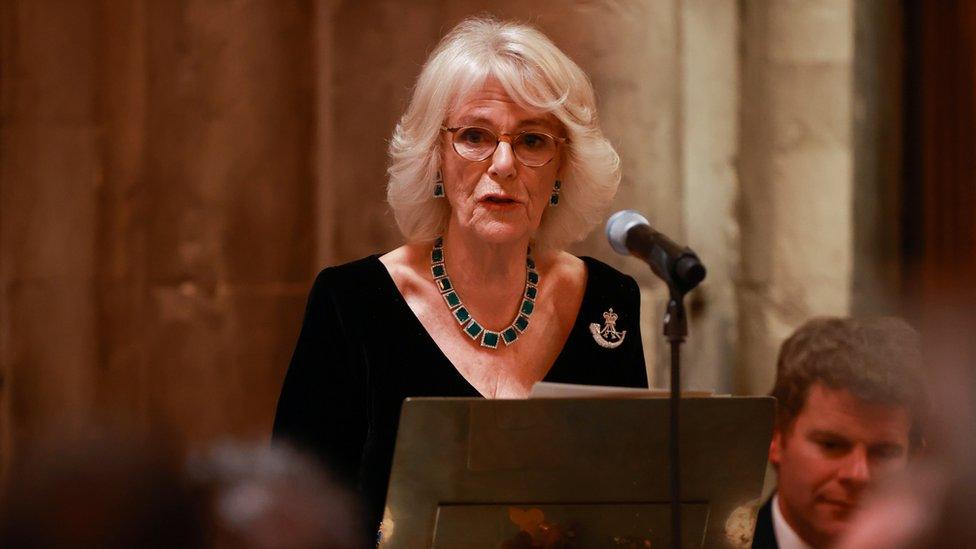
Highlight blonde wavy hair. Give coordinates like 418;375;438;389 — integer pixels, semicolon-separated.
387;17;620;250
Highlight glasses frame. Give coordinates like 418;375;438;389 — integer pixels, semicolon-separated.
441;126;569;167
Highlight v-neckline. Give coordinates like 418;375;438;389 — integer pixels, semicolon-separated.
371;254;593;398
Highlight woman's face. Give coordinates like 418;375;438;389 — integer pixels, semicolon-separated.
440;79;564;245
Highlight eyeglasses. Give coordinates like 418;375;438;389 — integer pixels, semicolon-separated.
442;126;567;167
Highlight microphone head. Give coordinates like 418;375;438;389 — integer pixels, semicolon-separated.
605;210;650;255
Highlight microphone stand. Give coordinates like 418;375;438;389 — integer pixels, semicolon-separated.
607;210;705;549
663;287;689;549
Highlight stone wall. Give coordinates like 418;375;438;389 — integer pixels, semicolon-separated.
1;0;874;467
1;0;316;468
737;0;855;393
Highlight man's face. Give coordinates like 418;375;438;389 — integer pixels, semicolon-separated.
769;383;912;548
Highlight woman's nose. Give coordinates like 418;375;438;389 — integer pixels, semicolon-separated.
488;140;517;180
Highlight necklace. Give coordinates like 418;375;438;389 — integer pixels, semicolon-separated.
430;237;538;349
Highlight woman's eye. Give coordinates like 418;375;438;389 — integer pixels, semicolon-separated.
460;129;491;144
521;133;547;149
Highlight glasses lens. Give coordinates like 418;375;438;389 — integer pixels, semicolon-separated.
514;132;557;167
452;127;496;161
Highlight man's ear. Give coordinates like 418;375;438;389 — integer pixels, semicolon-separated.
769;428;783;467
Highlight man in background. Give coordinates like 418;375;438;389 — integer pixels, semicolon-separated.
751;317;924;549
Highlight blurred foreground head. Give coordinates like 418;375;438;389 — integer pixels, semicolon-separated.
0;431;205;548
767;316;924;548
833;467;976;549
189;442;362;549
835;304;976;549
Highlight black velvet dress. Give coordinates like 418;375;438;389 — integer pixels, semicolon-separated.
272;254;648;540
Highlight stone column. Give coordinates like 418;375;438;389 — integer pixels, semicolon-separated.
139;0;315;443
313;0;340;268
1;0;101;468
851;0;905;316
737;0;855;394
680;0;741;393
1;0;319;467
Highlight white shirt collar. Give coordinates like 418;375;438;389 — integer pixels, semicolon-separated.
772;494;814;549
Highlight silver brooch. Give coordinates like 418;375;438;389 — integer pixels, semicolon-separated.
589;308;626;349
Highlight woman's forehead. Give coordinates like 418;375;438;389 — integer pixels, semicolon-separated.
449;80;561;130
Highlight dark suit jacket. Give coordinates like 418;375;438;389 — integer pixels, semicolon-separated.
751;498;779;549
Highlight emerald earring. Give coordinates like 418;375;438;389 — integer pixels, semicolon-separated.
549;179;561;206
433;171;445;198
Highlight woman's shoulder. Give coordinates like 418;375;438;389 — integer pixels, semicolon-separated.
313;254;385;290
581;256;641;312
540;249;585;279
308;245;431;310
377;243;431;299
307;253;402;321
578;255;641;299
539;251;638;295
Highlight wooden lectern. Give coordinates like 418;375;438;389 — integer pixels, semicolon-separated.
379;396;774;548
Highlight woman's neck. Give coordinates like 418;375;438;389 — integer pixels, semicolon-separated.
441;227;531;328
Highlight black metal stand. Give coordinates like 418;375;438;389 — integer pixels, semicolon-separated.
608;211;706;549
664;295;688;549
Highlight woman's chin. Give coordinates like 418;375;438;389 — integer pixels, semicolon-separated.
466;221;534;246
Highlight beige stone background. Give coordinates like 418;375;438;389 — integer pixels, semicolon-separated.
1;0;910;469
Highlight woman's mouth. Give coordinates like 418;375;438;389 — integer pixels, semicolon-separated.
480;195;520;207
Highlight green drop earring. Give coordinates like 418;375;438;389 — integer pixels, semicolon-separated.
433;171;445;198
549;179;561;206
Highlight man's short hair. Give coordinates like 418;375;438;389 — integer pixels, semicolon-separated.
771;316;925;448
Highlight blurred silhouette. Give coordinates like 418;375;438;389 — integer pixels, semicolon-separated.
0;430;206;548
836;303;976;549
188;442;362;549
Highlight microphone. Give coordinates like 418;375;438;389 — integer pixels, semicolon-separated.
605;210;706;293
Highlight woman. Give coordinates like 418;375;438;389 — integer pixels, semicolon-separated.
273;17;648;539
